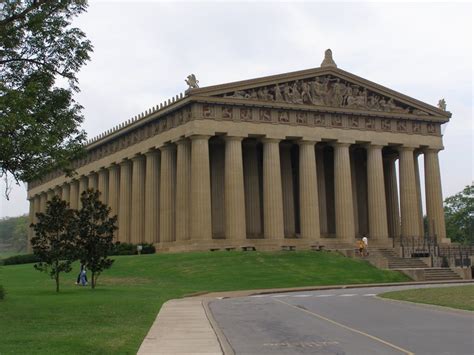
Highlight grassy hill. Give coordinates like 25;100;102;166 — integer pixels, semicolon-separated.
0;251;410;354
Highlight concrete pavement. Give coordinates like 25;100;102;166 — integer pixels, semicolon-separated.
136;280;473;354
137;298;223;355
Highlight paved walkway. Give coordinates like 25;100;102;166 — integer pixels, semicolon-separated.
137;298;223;355
137;280;473;354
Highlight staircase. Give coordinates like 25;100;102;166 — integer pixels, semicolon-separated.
424;268;463;281
368;248;463;281
372;248;429;269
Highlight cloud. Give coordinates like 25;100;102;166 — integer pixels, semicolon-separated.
1;1;472;218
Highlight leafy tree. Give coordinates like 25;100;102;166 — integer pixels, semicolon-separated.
76;189;117;289
0;215;28;253
31;196;77;292
0;0;93;197
444;184;474;245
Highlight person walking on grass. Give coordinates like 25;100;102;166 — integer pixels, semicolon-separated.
76;263;88;286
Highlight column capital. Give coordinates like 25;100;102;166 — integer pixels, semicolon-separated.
174;138;190;146
424;147;442;154
144;148;160;157
365;143;384;150
119;159;131;167
189;134;211;141
224;135;244;142
332;142;352;148
261;138;281;144
159;143;176;152
131;154;145;162
397;146;416;153
298;139;317;147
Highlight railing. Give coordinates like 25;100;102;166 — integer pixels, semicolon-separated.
437;245;474;268
398;236;473;268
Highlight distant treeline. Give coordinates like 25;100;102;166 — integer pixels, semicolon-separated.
0;215;28;254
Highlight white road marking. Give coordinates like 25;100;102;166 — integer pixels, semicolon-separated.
250;295;267;298
363;293;377;297
292;294;312;297
271;294;289;298
315;294;335;297
339;294;358;297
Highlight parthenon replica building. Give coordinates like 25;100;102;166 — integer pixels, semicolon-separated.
27;50;451;251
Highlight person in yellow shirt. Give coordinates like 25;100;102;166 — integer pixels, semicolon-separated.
357;240;365;257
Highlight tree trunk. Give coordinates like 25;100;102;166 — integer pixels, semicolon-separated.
91;272;95;289
55;272;59;293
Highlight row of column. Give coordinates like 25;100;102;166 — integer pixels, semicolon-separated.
29;137;447;246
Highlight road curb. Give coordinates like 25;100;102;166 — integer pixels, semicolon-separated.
197;279;474;299
203;300;235;355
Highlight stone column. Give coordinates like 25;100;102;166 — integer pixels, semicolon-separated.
33;195;41;222
190;135;212;240
175;140;190;241
118;160;132;242
333;143;355;241
414;153;425;237
366;144;389;242
39;192;47;212
210;140;225;238
224;136;247;242
98;168;109;204
69;180;79;209
160;144;176;243
61;184;70;204
316;146;328;235
299;141;320;240
243;140;262;237
280;142;296;237
398;147;420;238
131;155;146;244
145;150;161;243
262;138;284;240
78;176;88;208
383;155;401;239
108;164;120;221
350;149;359;236
424;149;447;241
88;173;98;191
47;189;54;201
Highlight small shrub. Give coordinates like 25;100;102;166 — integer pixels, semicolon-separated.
0;285;4;300
2;254;41;265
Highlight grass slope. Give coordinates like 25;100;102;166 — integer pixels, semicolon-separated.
0;251;409;354
380;285;474;311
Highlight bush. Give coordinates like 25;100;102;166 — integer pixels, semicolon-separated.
1;253;41;265
109;242;156;256
0;285;4;300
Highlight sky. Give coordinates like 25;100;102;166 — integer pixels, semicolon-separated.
0;0;472;218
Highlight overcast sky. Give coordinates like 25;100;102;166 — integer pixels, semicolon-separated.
1;0;472;218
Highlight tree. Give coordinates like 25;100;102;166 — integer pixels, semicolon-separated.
31;196;77;292
76;189;117;289
0;0;93;198
444;184;474;245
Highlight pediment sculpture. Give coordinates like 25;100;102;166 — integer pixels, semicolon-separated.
218;75;430;116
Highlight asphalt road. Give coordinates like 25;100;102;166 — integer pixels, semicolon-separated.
209;284;474;355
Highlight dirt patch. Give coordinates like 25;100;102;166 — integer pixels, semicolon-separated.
100;277;151;286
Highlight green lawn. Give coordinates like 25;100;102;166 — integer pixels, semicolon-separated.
0;251;409;354
380;285;474;311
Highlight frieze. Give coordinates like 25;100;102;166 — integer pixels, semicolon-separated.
29;103;441;190
219;74;432;116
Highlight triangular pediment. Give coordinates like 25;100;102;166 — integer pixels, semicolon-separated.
189;67;450;120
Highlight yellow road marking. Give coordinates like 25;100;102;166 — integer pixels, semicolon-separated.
274;298;415;355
